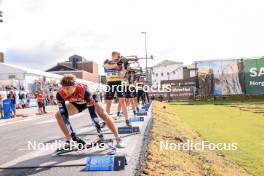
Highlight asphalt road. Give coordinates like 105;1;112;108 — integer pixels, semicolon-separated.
0;104;152;176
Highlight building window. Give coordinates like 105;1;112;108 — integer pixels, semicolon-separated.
173;71;176;74
161;73;164;76
156;73;158;77
167;72;169;75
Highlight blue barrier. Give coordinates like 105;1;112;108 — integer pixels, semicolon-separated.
139;109;146;113
142;104;150;110
129;117;144;122
136;110;147;116
2;99;11;119
118;126;140;134
85;155;113;171
85;155;126;171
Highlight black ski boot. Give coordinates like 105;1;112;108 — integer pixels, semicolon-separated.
125;119;132;127
71;133;86;149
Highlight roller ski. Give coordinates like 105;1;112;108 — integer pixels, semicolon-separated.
55;135;113;156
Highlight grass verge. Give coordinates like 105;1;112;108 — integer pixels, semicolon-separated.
167;100;264;176
141;101;254;176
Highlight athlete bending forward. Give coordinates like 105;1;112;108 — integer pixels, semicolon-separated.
55;74;125;149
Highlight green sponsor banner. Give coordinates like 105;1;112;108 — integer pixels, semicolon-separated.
244;58;264;94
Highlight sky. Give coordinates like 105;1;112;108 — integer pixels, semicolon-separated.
0;0;264;74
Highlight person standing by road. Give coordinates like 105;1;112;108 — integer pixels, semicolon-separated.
42;90;47;114
0;93;3;118
35;90;44;114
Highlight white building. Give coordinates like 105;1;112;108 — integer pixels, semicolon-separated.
187;64;197;78
151;60;184;88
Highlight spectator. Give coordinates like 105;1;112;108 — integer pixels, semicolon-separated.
50;93;56;105
42;91;47;113
0;94;3;118
35;90;44;114
18;93;26;109
26;93;30;107
21;93;27;108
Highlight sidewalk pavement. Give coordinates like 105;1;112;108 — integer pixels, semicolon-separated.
0;105;58;125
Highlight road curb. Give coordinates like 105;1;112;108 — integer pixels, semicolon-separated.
134;103;153;176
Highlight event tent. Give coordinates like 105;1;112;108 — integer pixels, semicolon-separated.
0;63;62;80
0;63;104;93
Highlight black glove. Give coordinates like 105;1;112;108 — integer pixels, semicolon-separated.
124;60;129;70
117;59;123;66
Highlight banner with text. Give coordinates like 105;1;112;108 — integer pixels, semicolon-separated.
244;58;264;95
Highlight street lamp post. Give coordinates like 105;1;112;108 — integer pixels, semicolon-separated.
141;32;148;82
0;10;3;23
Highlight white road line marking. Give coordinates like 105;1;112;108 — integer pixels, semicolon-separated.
35;119;56;125
0;111;89;127
46;136;61;139
0;117;44;127
17;148;27;151
0;113;57;127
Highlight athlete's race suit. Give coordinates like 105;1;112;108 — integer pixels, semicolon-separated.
123;74;136;99
56;83;102;137
104;59;125;100
136;82;145;105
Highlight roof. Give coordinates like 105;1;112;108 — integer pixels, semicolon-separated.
152;60;183;68
69;54;87;62
46;64;76;72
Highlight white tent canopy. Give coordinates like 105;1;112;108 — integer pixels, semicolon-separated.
0;63;62;80
0;63;103;92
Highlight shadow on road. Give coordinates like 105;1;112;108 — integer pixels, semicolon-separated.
0;134;115;176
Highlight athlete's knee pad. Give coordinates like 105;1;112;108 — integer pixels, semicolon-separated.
87;105;101;133
58;107;75;134
87;105;97;118
59;107;70;124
